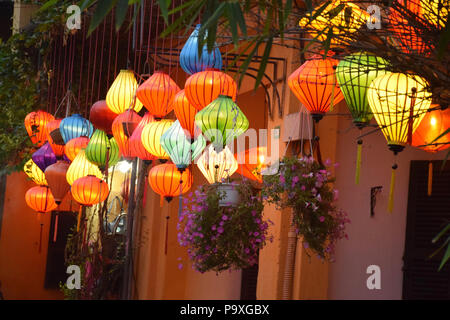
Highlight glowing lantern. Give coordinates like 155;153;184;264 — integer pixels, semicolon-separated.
44;160;70;204
24;159;48;186
64;136;90;161
32;142;57;172
71;176;109;206
136;72;180;118
235;146;267;183
111;110;142;160
129;113;156;163
160;120;206;171
106;70;143;114
185;69;237;111
59;114;94;144
24;110;55;147
195;95;249;149
197;145;238;184
141;120;174;159
173;90;199;139
89;100;117;134
180;24;223;75
25;186;58;213
148;164;192;202
45;119;65;158
421;0;448;28
288;53;344;122
66;149;103;185
85;129;120;169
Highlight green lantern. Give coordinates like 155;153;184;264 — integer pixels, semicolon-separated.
161;120;206;171
195;95;249;149
85;129;120;169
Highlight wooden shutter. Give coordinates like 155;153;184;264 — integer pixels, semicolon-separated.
240;264;259;300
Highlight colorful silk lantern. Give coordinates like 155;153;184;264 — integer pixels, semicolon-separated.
136;72;180;118
197;145;238;184
66;149;103;185
59;114;94;144
64;136;90;161
141;120;174;159
71;175;109;206
160;120;206;171
24;110;55;147
32;142;57;172
184;69;237;111
180;24;223;75
148;164;192;202
111;110;142;159
44;160;70;204
106;70;143;114
129;112;156;163
288;53;344;122
173;89;199;140
89;100;117;134
235;146;267;183
195;95;249;149
24;159;48;186
421;0;449;28
25;185;58;213
85;129;120;169
45;119;65;158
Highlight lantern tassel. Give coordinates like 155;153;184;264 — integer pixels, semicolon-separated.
428;161;433;196
388;164;398;213
355;140;363;185
77;206;82;232
53;214;59;243
38;223;43;253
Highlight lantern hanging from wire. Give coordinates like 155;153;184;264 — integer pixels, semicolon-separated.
136;72;180;118
44;160;71;205
66;149;103;185
24;110;55;147
111;110;142;160
173;89;199;140
141;119;174;160
185;69;237;111
59;114;94;144
45;119;65;158
148;163;193;203
197;145;238;184
71;175;109;206
288;53;344;122
180;24;223;75
64;136;90;161
235;146;267;183
129;112;156;163
32;142;57;172
106;70;143;114
160;120;206;171
24;159;48;186
89;100;117;135
25;185;58;213
85;129;120;169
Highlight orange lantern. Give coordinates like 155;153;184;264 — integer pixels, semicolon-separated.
173;89;199;140
412;106;450;153
112;110;142;159
45;119;65;158
235;147;267;183
44;160;71;204
184;69;237;111
64;136;90;161
288;53;344;122
71;175;109;206
24;110;55;147
129;112;156;163
136;72;180;118
148;163;192;202
25;185;58;213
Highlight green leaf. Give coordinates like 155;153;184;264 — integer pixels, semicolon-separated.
254;37;273;89
322;27;334;55
231;2;247;37
438;241;450;270
37;0;58;13
88;0;118;36
225;4;239;47
433;223;450;243
115;0;130;31
156;0;171;24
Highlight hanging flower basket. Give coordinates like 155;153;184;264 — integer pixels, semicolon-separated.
214;182;240;207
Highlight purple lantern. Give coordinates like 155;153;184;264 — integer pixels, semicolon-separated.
32;142;57;172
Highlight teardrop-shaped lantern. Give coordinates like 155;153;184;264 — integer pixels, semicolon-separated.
288;53;344;122
412;107;450;153
64;136;90;161
85;129;120;169
25;186;58;213
32;142;57;172
24;110;55;147
44;160;70;204
173;89;199;139
136;72;180;118
235;146;267;183
180;24;223;75
197;145;238;184
66;149;103;185
195;95;249;149
148;164;193;202
185;69;237;111
71;175;109;206
106;70;143;114
45;119;65;158
59;114;94;144
129;112;156;162
161;120;206;171
111;110;142;160
89;100;117;134
141;120;174;159
24;159;48;186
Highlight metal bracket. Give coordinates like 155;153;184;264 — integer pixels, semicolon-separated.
370;186;383;217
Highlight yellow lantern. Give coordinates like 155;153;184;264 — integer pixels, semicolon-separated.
24;159;48;186
66;149;103;185
141;120;174;159
106;70;144;114
197;145;238;184
421;0;448;28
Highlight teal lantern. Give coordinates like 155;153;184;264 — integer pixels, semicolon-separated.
194;95;249;149
85;129;120;169
161;120;206;171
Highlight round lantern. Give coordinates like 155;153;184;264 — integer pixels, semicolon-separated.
160;120;206;171
25;186;58;213
184;69;237;111
24;110;55;147
148;164;193;202
59;114;94;144
66;149;103;185
24;159;48;186
235;146;267;183
141;120;174;159
180;24;223;75
412;107;450;153
197;145;238;184
129;112;156;163
45;119;65;158
173;90;199;139
71;175;109;206
89;100;117;134
64;136;90;161
136;72;180;118
421;0;448;28
106;70;143;114
195;95;249;149
32;142;57;172
111;110;142;160
85;129;120;169
288;53;344;122
44;160;70;204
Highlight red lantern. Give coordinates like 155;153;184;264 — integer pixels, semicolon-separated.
64;136;90;161
71;175;109;206
148;163;192;202
184;69;237;111
112;110;142;159
173;89;199;140
129;112;157;162
136;71;181;118
44;160;71;204
45;119;65;158
412;107;450;153
24;110;55;147
25;185;58;213
89;100;117;135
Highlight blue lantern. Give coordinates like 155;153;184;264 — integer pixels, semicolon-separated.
60;114;94;144
180;24;223;75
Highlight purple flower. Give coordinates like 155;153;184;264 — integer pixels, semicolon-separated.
319;216;325;222
244;248;250;254
222;215;228;221
178;263;183;270
211;225;216;231
253;232;260;237
301;185;306;191
217;226;224;234
303;242;309;249
280;174;285;184
324;158;332;167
